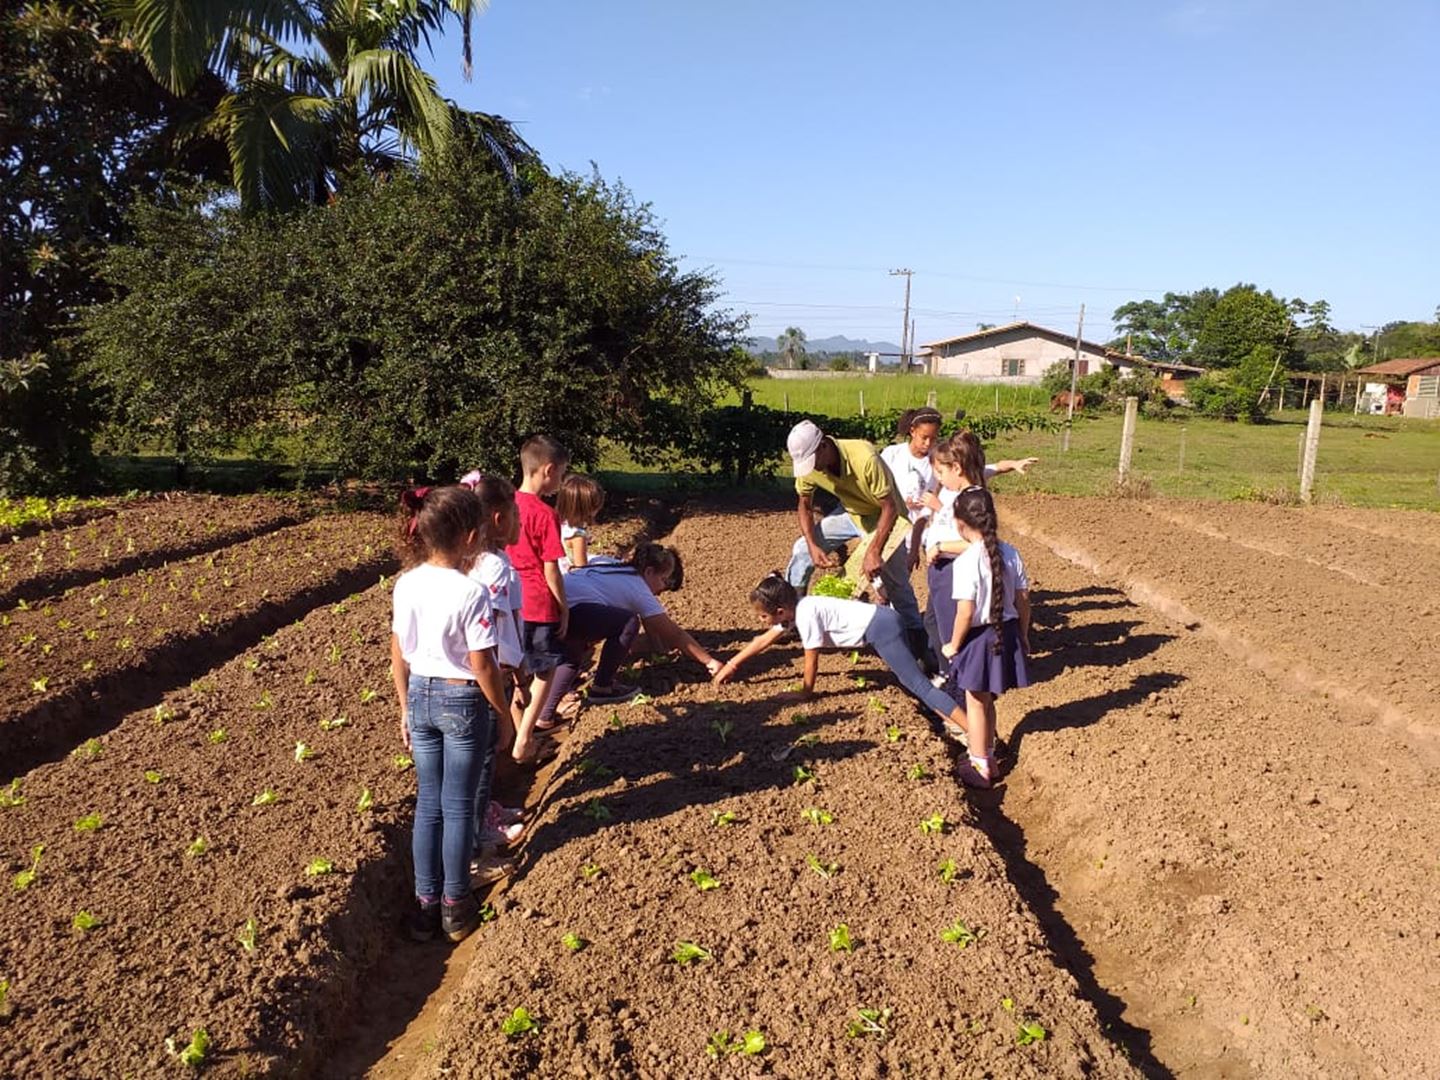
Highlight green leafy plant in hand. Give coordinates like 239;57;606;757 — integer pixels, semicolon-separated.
809;575;854;599
805;853;839;879
73;812;103;831
919;812;946;835
166;1028;211;1068
940;920;985;948
689;868;720;892
72;910;102;932
846;1006;892;1039
305;858;334;876
829;923;854;953
672;941;711;965
801;807;834;826
501;1006;537;1038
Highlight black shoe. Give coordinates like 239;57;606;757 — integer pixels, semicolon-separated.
407;898;441;942
907;629;938;676
441;893;482;942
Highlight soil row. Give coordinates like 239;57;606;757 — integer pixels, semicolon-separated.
414;511;1137;1079
0;576;416;1079
0;494;316;610
0;513;394;772
985;500;1440;1078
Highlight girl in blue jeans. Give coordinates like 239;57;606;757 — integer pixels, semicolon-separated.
390;486;513;943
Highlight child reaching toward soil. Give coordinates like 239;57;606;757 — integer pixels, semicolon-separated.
713;573;975;739
390;485;515;943
940;486;1033;789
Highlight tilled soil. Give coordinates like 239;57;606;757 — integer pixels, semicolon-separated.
0;494;314;609
415;510;1137;1079
0;513;393;772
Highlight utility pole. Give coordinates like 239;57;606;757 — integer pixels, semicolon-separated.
1063;304;1085;451
890;269;913;373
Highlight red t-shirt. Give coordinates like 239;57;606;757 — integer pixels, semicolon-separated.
507;491;565;623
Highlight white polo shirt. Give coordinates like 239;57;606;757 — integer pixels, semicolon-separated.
469;552;524;668
792;595;878;650
563;564;666;619
952;540;1029;626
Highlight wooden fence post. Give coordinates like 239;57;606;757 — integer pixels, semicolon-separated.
859;390;866;417
1178;426;1187;474
1299;399;1322;503
925;389;937;408
1118;396;1138;481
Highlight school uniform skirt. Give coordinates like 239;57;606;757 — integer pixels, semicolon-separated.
946;618;1031;697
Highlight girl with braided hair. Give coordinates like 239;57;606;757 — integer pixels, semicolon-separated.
940;486;1033;789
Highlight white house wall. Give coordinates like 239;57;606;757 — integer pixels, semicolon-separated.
931;329;1110;384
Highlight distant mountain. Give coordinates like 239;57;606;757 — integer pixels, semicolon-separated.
746;334;902;357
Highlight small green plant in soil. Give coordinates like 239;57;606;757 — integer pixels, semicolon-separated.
501;1006;537;1038
788;710;810;724
166;1028;211;1069
607;709;625;730
73;813;103;831
254;689;275;710
251;789;279;807
851;673;870;689
359;688;380;704
208;728;228;744
792;764;815;784
143;770;164;784
11;844;43;891
393;754;414;770
0;978;10;1018
71;910;102;932
940;920;985;948
575;757;616;780
583;798;612;822
829;923;855;953
1016;1019;1047;1045
846;1006;892;1040
72;738;103;760
672;941;712;965
29;676;48;694
238;917;258;953
319;715;349;731
908;763;930;781
689;868;720;892
561;932;586;953
712;809;737;827
711;718;734;744
356;788;374;813
885;725;904;742
630;692;654;706
868;695;887;713
153;704;176;725
848;649;861;665
304;858;334;876
706;1029;766;1059
304;669;318;686
185;837;208;858
327;642;342;663
801;807;834;826
0;779;26;808
919;813;946;835
579;862;603;881
805;854;839;879
293;741;314;762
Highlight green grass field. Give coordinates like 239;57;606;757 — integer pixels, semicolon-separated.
728;374;1051;417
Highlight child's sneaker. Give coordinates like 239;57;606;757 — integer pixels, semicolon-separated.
494;804;525;826
407;897;441;942
956;755;995;790
587;682;640;704
441;893;483;942
942;719;969;748
480;820;524;847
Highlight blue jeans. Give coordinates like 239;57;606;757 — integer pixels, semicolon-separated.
864;606;961;722
470;703;500;855
407;676;491;901
787;508;925;634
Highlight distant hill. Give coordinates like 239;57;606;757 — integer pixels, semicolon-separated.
746;334;902;356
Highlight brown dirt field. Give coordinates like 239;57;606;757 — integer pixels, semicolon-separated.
0;494;316;610
0;513;393;773
412;509;1137;1080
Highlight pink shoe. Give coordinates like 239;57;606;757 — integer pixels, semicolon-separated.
957;755;995;790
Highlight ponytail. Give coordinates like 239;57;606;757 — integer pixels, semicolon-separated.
395;485;482;569
953;487;1005;654
750;571;798;614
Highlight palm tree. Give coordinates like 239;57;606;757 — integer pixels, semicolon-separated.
776;326;807;370
117;0;535;209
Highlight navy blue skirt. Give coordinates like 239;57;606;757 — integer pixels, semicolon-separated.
946;618;1031;697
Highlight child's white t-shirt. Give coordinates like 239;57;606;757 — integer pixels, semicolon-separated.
563;564;666;618
559;521;588;573
792;595;878;650
468;551;523;668
951;539;1029;626
880;443;937;522
924;467;1000;552
392;563;498;680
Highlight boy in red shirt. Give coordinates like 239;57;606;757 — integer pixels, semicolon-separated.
508;435;569;764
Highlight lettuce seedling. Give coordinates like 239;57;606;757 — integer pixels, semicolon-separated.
689;868;720;892
254;690;275;709
828;923;854;953
154;704;176;725
185;837;208;858
0;978;9;1018
327;643;342;663
885;725;904;742
73;738;103;760
393;754;414;770
356;788;374;813
801;807;834;826
919;813;946;835
0;779;25;808
607;710;625;730
561;932;586;952
867;695;887;713
937;858;961;884
712;809;737;827
575;757;615;781
73;812;103;831
706;1029;766;1059
12;844;43;890
501;1006;537;1038
319;715;349;731
579;862;603;881
908;763;930;781
293;742;314;763
359;688;379;704
583;798;611;822
207;728;227;744
166;1028;211;1069
846;1006;892;1040
1016;1020;1047;1045
72;911;102;932
238;917;258;952
940;920;985;948
630;692;654;705
304;858;334;876
805;854;839;879
672;941;711;965
711;718;734;744
792;765;815;784
251;789;279;807
851;674;870;689
303;669;318;686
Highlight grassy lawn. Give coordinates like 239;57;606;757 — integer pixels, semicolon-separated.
727;374;1051;416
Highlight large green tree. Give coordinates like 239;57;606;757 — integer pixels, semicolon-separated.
116;0;534;210
1110;288;1218;361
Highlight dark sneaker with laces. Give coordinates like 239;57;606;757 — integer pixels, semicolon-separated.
587;682;641;704
407;898;441;942
441;893;483;943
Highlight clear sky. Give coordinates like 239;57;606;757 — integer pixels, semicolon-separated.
429;1;1439;348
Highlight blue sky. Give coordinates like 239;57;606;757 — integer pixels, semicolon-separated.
430;1;1439;348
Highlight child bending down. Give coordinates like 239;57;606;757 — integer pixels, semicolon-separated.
940;486;1033;789
714;573;974;740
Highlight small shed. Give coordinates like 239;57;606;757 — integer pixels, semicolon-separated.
1105;353;1207;401
1352;358;1440;418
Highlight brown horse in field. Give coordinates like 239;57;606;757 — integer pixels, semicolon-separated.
1050;390;1086;413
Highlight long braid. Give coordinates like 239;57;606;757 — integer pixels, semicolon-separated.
955;488;1005;654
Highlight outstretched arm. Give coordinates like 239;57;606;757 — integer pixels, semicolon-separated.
992;457;1038;475
643;611;721;675
712;624;787;685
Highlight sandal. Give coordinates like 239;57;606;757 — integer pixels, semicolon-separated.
512;741;560;768
956;755;995;790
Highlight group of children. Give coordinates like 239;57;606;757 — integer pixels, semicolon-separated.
390;436;716;943
390;416;1036;944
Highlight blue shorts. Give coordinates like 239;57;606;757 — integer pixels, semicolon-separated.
522;619;565;675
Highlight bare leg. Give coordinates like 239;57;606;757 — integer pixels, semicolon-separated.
512;671;554;763
965;690;995;757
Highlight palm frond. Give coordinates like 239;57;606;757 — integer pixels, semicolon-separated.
114;0;309;93
345;48;453;158
216;86;332;210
